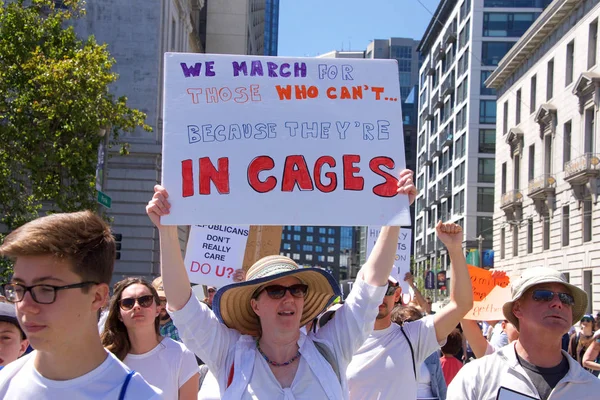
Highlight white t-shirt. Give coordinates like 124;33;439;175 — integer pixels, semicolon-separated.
198;370;220;400
0;350;161;400
417;361;436;399
124;337;198;399
346;316;441;400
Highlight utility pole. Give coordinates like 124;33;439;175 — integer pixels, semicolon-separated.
95;126;110;214
477;234;484;268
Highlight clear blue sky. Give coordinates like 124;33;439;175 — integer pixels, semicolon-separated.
278;0;441;57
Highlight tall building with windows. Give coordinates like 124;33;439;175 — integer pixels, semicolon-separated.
264;0;279;55
413;0;551;276
487;0;600;313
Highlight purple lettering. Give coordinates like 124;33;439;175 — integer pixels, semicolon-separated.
232;61;247;77
250;60;264;76
180;63;202;78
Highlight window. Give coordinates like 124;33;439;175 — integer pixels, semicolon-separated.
455;134;466;159
319;228;326;234
516;89;521;124
546;59;554;100
293;253;300;260
319;237;326;243
585;108;595;153
456;106;467;131
306;227;313;233
459;20;471;49
528;145;535;181
530;75;537;113
514;155;520;189
563;121;572;165
327;237;335;244
543;217;550;250
503;101;509;134
562;205;570;246
527;218;533;253
512;226;518;257
477;188;495;212
302;244;313;251
583;199;592;242
589;20;598;68
454;190;465;214
480;70;496;95
455;162;465;187
305;254;313;261
501;162;507;193
566;41;574;86
484;0;552;7
480;100;497;124
327;228;335;235
283;243;291;250
392;45;413;59
398;59;412;72
477;217;493;247
479;129;496;153
318;255;325;262
315;245;323;252
478;159;495;183
457;50;470;77
327;246;334;253
293;234;300;241
500;227;505;259
483;13;538;37
306;235;313;242
286;234;291;240
327;256;335;263
584;270;593;314
481;42;514;65
293;226;301;231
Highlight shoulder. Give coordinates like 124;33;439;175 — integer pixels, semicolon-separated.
0;352;34;385
127;372;163;399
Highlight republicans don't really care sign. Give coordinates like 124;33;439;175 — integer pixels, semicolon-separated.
161;53;410;226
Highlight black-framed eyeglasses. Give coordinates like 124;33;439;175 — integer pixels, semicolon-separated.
119;295;155;311
1;282;98;305
385;283;398;297
260;284;308;300
531;289;575;306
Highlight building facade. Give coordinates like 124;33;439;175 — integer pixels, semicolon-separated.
264;0;279;55
487;0;600;313
414;0;550;278
71;0;273;284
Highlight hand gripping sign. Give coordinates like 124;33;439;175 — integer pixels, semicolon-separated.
160;53;410;226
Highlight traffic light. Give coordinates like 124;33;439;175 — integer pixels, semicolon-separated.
112;233;122;260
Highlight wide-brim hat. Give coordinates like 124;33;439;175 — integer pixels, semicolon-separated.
502;266;587;330
213;255;341;336
152;276;166;298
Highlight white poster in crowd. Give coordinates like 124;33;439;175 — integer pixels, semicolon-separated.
366;227;412;295
160;53;410;226
184;225;250;286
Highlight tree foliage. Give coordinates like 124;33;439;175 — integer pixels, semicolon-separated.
0;0;151;277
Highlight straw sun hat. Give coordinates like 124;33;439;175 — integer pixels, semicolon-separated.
213;255;341;336
502;266;587;330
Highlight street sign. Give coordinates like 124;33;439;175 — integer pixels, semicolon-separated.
97;191;112;209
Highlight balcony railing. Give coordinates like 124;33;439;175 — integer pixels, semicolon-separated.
434;43;446;62
433;92;443;109
528;174;556;198
416;244;426;257
441;74;455;96
440;125;454;147
444;28;457;46
430;140;441;158
427;187;437;206
564;153;600;183
426;237;435;253
501;190;523;209
437;184;452;199
426;61;436;76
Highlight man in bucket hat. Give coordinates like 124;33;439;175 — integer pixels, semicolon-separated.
448;266;600;399
146;169;417;399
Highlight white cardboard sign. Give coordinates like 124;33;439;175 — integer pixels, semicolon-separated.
366;227;412;295
184;225;249;286
161;53;410;226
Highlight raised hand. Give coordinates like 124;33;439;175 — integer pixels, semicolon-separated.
146;185;171;229
232;269;246;283
396;169;417;206
436;221;463;250
404;271;415;287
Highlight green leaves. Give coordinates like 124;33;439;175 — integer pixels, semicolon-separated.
0;0;151;276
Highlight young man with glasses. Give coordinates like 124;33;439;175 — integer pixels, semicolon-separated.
152;276;181;341
448;266;600;399
0;211;161;399
346;222;473;400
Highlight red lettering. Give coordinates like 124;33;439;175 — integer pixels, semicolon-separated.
190;261;200;272
326;87;337;99
342;155;364;191
199;157;230;195
369;156;398;197
275;85;292;100
247;156;277;193
371;86;385;100
282;155;314;192
182;159;194;197
314;156;337;193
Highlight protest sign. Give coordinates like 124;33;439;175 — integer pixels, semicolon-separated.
424;270;435;289
184;225;250;286
161;53;410;226
366;227;411;294
464;265;511;320
242;225;283;270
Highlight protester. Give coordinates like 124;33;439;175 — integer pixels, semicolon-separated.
102;277;199;399
460;319;519;359
152;276;182;341
439;329;463;385
203;286;217;309
0;211;160;398
488;320;508;349
145;169;417;399
448;266;600;399
0;303;28;369
581;329;600;376
346;221;472;400
568;314;596;367
405;272;432;315
391;305;447;400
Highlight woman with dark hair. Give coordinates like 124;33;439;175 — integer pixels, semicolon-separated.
101;278;199;399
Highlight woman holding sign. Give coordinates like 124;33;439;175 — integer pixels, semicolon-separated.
145;169;416;399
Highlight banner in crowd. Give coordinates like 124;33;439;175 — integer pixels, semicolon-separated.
184;225;250;286
436;270;447;290
242;225;283;270
366;227;412;294
160;53;410;226
464;265;511;320
424;270;435;289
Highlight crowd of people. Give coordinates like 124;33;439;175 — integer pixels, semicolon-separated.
0;168;599;399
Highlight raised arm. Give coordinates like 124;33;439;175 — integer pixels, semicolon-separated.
582;339;600;371
460;319;490;359
358;170;417;286
404;272;431;314
432;222;473;342
146;185;192;310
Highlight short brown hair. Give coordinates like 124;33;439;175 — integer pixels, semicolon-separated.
441;329;463;356
0;211;115;284
391;305;423;325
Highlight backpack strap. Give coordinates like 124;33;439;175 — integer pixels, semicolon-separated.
400;325;416;379
314;340;341;384
118;370;135;400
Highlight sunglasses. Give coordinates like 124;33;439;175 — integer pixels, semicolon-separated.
581;318;594;323
207;288;216;294
119;295;155;311
531;289;575;306
385;283;398;296
260;284;308;300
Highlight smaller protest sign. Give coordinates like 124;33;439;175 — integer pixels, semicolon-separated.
366;226;412;294
436;270;447;290
242;226;283;270
425;270;435;290
184;225;250;286
464;265;512;320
